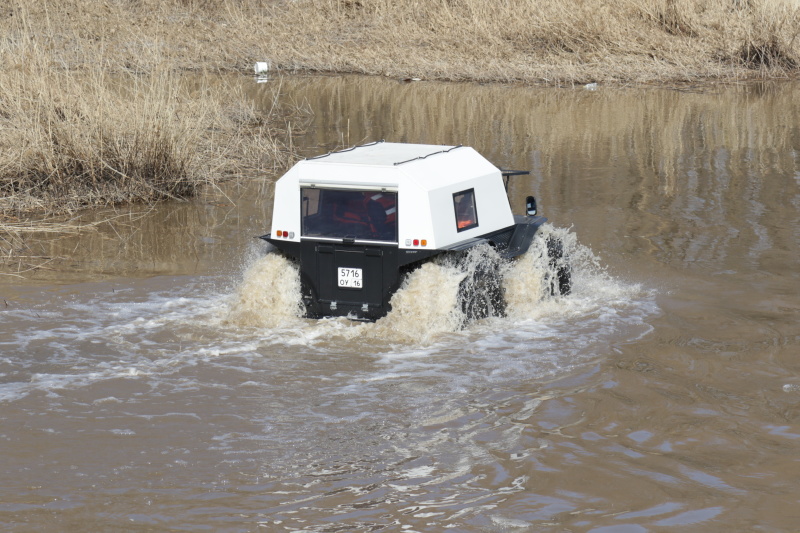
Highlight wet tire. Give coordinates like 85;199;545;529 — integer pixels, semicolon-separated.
546;236;572;296
458;261;506;322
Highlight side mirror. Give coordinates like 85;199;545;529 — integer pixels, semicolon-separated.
525;196;537;216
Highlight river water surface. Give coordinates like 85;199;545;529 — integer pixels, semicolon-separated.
1;76;799;531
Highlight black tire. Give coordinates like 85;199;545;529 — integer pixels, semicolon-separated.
458;261;506;322
546;236;572;296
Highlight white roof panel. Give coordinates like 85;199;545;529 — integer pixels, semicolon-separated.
297;142;500;192
306;142;458;167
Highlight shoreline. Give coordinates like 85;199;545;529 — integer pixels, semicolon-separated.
2;0;799;265
2;1;798;86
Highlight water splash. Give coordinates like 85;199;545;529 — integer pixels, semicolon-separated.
504;224;626;319
224;225;641;346
226;251;304;328
370;261;465;343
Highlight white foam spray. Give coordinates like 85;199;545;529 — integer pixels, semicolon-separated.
369;261;465;343
226;252;304;328
504;224;616;319
224;224;640;346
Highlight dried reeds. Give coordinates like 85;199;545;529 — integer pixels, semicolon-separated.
225;0;800;83
0;69;196;211
1;0;798;266
0;5;301;267
0;61;294;216
735;0;800;70
2;0;798;87
0;63;297;265
0;2;298;245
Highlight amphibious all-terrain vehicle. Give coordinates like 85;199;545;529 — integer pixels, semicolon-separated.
261;141;570;321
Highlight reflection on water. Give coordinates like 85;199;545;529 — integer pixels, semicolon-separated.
1;75;799;531
250;76;800;276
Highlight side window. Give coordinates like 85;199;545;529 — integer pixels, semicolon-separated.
453;189;478;232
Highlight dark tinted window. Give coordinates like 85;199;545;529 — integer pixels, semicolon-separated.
301;188;397;242
453;189;478;232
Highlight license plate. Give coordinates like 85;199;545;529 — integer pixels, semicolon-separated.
338;267;363;289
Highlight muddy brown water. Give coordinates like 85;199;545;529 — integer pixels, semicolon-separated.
1;75;799;531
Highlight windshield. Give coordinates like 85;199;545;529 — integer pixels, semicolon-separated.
301;188;398;242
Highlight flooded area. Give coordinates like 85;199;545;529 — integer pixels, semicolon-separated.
1;75;799;531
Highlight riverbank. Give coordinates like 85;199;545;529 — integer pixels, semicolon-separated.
2;0;799;267
0;58;297;268
0;1;300;267
3;0;798;211
4;0;798;84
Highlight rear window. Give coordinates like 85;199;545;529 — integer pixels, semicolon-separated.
301;188;398;242
453;189;478;232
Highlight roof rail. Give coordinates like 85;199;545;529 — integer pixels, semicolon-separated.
393;145;464;166
500;169;531;191
305;140;386;161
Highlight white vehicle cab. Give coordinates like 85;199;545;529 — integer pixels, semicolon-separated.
261;141;570;321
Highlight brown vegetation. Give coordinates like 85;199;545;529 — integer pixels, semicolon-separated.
0;1;299;265
0;12;297;214
3;1;799;85
1;0;799;267
277;0;800;83
0;1;796;212
0;53;296;264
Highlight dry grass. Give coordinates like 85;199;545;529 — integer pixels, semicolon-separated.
1;69;198;212
0;63;298;265
1;0;798;267
0;59;297;264
0;1;300;264
0;55;296;215
271;0;800;83
2;0;798;85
